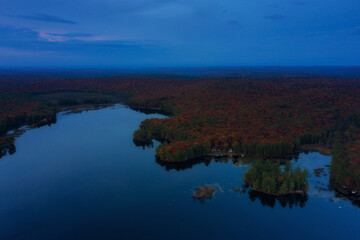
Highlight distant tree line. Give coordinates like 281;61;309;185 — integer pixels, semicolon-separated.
0;111;56;136
84;97;112;104
130;98;175;116
156;141;209;162
331;132;360;193
134;118;335;162
231;130;333;159
58;99;78;106
58;97;112;106
133;119;190;143
232;141;293;158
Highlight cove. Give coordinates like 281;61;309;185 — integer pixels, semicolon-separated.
0;105;359;240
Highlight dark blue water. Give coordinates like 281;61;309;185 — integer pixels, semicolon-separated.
0;105;359;240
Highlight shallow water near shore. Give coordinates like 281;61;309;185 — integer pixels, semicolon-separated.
0;105;359;240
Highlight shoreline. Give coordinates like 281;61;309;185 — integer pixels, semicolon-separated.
1;102;357;203
0;103;168;158
0;102;122;158
1;102;333;163
331;182;360;197
250;188;305;196
300;144;332;156
161;144;333;162
244;180;306;196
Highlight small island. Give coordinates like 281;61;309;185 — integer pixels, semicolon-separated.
192;185;216;200
243;160;309;196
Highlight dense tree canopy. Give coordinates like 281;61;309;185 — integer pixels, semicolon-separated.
0;74;359;192
244;160;309;195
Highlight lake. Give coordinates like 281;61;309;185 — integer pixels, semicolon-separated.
0;105;359;240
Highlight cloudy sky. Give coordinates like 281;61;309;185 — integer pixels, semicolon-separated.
1;0;359;68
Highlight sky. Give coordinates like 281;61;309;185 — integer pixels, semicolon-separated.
0;0;359;68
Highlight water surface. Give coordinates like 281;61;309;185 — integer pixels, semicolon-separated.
0;105;359;240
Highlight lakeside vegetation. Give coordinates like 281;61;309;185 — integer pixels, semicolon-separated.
0;73;359;194
331;120;360;195
243;160;309;195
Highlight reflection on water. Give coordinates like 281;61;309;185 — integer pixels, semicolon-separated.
331;188;360;208
156;157;212;171
133;139;155;149
150;147;359;209
155;156;310;208
155;156;257;171
248;189;308;209
0;105;359;240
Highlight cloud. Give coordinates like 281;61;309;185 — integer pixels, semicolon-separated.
265;14;287;21
46;32;94;38
41;32;98;42
307;26;360;39
0;25;97;42
16;13;76;24
0;25;164;66
0;25;148;48
0;25;40;41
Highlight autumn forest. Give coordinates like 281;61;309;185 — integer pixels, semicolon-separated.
0;73;359;196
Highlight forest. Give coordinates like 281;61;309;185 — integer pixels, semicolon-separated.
0;73;359;194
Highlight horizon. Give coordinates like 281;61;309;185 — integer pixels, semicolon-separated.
1;66;360;79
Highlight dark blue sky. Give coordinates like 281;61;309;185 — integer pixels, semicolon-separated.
1;0;359;68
